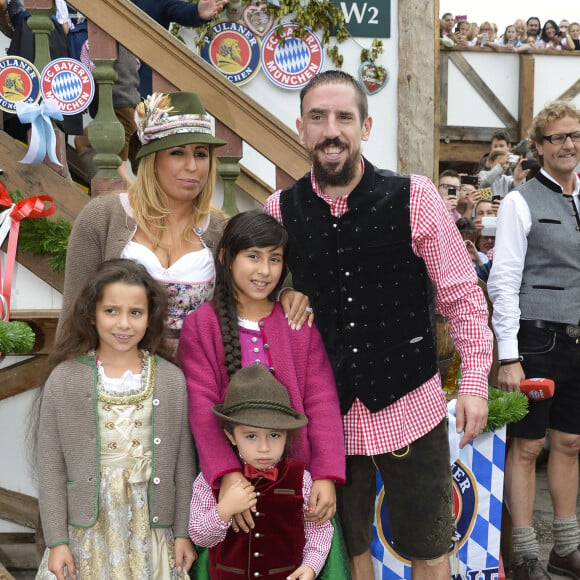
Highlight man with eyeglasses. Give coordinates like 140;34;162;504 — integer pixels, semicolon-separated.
488;101;580;580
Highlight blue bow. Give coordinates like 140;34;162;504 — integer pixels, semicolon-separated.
14;99;64;166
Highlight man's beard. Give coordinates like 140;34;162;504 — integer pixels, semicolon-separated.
310;138;359;188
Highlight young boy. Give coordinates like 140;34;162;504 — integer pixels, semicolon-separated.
188;364;334;580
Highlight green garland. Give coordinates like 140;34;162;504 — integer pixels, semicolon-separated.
0;320;36;354
485;386;529;432
10;191;71;272
173;0;385;74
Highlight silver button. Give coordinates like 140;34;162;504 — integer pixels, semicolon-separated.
345;271;350;276
352;348;358;353
255;511;260;517
256;491;261;497
253;347;260;353
152;516;159;523
254;573;260;578
347;297;353;302
153;477;160;485
154;437;161;445
264;344;269;350
254;532;261;538
350;322;355;327
254;552;260;557
153;399;160;406
251;337;258;343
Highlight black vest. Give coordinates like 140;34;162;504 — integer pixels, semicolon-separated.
280;160;438;413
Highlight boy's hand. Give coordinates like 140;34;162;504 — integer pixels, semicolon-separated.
287;565;316;579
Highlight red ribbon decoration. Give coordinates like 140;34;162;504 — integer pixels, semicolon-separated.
0;182;55;321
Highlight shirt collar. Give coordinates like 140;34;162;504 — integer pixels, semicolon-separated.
537;168;580;195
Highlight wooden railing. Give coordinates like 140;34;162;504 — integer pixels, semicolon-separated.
439;46;580;166
25;0;310;201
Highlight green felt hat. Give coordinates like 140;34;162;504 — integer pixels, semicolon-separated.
212;364;308;431
135;91;227;160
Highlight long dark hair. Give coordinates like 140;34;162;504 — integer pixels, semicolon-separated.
29;259;171;475
50;258;171;370
541;20;560;43
214;211;288;377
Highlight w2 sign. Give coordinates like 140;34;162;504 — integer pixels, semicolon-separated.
331;0;390;38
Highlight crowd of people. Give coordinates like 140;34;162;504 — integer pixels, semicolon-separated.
441;12;580;52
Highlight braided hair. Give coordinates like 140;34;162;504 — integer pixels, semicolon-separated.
214;211;288;377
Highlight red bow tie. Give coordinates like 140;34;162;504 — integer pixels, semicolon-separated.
243;463;278;481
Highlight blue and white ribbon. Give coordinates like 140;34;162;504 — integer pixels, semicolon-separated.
14;99;63;166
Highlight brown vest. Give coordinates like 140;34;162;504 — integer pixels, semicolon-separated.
210;458;305;579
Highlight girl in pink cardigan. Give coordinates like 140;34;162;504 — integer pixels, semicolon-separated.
178;210;345;531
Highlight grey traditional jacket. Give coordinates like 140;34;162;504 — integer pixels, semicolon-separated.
37;355;196;548
58;193;226;339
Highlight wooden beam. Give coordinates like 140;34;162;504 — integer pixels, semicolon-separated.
65;0;310;180
398;0;437;179
0;534;35;545
440;125;518;143
519;55;535;140
10;310;59;354
0;561;15;580
237;167;273;207
0;489;38;530
558;77;580;102
449;52;517;129
0;356;47;401
439;141;489;164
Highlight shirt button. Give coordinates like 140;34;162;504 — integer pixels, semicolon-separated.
251;337;258;343
254;573;260;578
254;552;260;557
264;344;269;350
253;347;260;353
255;532;261;538
352;348;358;353
350;322;355;327
154;437;161;445
153;477;160;485
259;321;264;327
255;511;260;517
152;516;159;523
347;297;353;302
256;492;261;497
153;399;160;406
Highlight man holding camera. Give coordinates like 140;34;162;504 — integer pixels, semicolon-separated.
488;100;580;580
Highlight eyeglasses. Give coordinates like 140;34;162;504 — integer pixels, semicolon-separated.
541;131;580;145
439;183;458;189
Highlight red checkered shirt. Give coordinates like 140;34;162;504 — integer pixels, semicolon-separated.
264;163;492;455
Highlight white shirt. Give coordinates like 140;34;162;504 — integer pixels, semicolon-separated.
487;169;580;359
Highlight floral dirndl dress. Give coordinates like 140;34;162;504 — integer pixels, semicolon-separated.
37;354;188;579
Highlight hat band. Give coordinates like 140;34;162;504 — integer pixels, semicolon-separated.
222;399;300;418
140;114;213;145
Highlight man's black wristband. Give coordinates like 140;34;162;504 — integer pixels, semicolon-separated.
499;356;523;366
